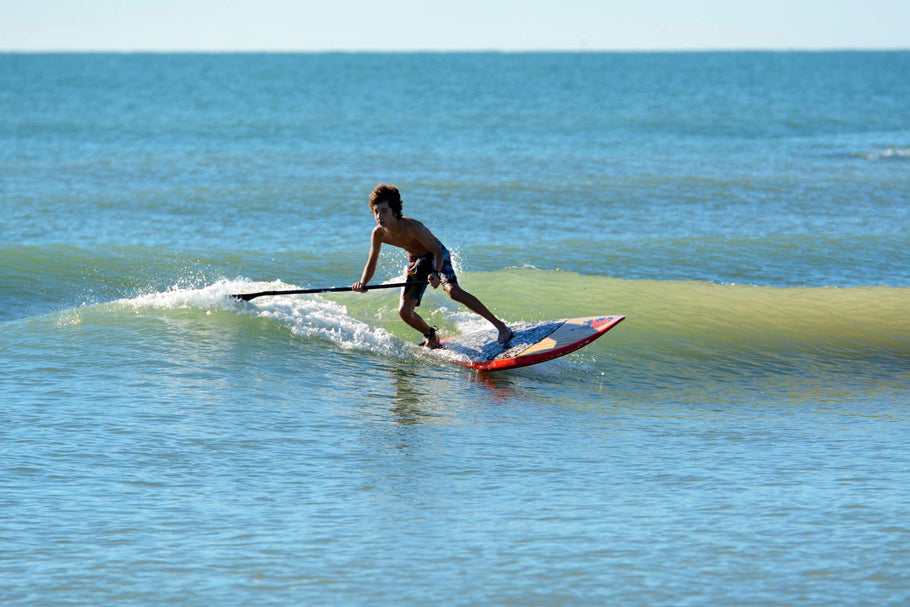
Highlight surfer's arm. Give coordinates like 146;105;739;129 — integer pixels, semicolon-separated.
428;241;446;288
353;228;383;292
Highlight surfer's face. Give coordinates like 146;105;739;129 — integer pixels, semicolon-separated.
372;201;395;228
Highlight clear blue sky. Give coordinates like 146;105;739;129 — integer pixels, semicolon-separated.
2;0;908;51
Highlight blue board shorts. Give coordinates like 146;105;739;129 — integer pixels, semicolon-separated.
403;245;457;306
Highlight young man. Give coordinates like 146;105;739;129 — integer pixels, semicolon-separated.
352;184;512;348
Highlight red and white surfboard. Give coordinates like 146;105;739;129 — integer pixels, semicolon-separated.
440;315;624;372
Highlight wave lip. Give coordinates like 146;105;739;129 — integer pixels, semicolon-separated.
860;147;910;160
120;278;405;357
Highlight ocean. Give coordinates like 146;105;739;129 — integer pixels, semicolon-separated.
2;52;909;605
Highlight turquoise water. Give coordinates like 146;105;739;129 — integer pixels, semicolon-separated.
2;52;909;605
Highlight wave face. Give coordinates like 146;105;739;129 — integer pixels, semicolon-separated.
427;271;910;392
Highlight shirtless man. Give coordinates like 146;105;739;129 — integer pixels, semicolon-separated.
352;183;512;348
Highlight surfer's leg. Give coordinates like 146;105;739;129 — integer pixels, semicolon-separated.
399;297;438;346
444;284;512;344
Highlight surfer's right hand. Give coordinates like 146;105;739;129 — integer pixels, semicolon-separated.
352;281;367;293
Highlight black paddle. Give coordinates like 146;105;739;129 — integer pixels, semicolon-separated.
230;280;428;302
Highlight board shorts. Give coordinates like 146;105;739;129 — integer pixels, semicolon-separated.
403;245;458;306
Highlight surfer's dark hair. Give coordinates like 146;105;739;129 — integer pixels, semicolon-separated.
370;183;403;219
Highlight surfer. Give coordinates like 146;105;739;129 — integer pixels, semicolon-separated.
352;183;512;349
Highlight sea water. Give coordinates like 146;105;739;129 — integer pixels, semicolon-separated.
1;52;909;605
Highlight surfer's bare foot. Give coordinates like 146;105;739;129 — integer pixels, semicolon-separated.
498;325;513;345
421;327;441;349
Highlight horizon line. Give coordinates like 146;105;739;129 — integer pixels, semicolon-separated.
3;47;909;54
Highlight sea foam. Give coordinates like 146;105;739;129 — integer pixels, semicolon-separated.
121;278;404;356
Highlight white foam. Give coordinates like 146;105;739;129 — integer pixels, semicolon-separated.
253;293;400;355
123;278;263;311
120;278;403;356
861;147;910;160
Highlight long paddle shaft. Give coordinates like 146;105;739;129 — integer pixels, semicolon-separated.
230;280;428;302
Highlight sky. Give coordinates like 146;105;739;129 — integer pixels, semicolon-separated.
1;0;908;52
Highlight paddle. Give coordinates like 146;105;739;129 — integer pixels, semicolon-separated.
230;280;428;302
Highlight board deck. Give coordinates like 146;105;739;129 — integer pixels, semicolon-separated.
438;315;624;371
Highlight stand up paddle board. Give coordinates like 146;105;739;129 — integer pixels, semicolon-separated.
438;315;624;372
